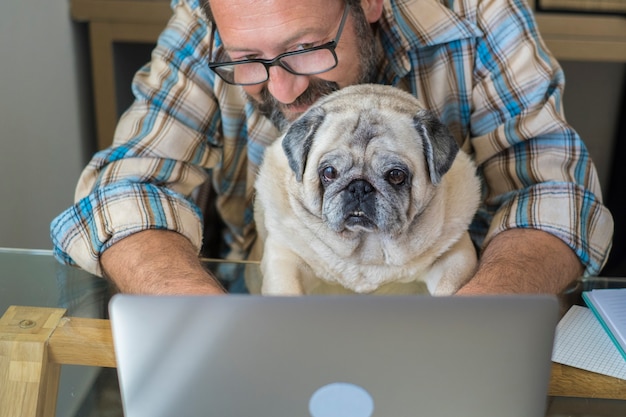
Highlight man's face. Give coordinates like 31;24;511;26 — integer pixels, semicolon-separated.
210;0;383;130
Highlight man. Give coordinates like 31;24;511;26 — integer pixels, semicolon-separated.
51;0;613;295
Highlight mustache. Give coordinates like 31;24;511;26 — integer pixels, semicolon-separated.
267;79;340;110
250;79;340;131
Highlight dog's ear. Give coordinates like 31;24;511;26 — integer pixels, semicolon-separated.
282;107;326;182
413;110;459;185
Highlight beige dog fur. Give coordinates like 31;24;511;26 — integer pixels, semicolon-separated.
250;84;481;295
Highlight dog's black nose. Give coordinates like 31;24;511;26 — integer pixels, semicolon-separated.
348;180;374;199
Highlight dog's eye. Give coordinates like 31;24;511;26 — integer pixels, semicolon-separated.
321;166;338;182
386;169;407;186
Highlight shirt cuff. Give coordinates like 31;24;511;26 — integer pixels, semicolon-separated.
483;182;613;276
50;182;204;276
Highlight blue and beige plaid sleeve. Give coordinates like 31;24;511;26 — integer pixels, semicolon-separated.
385;0;613;275
468;0;613;275
51;0;222;276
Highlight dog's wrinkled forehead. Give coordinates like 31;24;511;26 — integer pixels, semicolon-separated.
336;110;387;150
311;84;424;149
316;84;425;116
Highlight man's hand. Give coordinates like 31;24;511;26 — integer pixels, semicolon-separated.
457;228;584;295
101;230;226;295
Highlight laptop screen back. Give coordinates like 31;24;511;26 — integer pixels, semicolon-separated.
109;294;558;417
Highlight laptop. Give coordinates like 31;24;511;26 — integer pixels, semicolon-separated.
109;294;559;417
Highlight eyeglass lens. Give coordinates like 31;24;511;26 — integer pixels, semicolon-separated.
213;48;338;85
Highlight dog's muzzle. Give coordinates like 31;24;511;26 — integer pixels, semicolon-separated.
343;179;377;231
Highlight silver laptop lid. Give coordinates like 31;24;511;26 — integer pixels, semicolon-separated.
109;294;558;417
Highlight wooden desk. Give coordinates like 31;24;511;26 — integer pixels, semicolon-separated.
1;305;625;417
0;307;114;417
70;0;626;150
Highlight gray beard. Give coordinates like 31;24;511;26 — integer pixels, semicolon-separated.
249;78;340;132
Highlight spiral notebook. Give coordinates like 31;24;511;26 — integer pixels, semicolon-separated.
582;288;626;361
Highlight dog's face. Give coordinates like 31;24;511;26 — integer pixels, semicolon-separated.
281;84;459;238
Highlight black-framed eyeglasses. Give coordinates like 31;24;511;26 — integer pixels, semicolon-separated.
208;4;350;86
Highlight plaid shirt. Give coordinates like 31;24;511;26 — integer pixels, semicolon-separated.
51;0;613;281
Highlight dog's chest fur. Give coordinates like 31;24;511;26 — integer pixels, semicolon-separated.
301;233;440;293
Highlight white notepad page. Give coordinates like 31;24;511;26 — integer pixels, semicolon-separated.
552;305;626;380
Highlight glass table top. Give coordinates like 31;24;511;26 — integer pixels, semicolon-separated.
0;247;261;318
0;247;110;319
1;248;625;417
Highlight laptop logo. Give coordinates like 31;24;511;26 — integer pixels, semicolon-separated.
309;382;374;417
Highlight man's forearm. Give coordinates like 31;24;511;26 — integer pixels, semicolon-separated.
457;228;584;295
101;230;226;295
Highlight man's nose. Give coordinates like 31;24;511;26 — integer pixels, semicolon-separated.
266;66;309;104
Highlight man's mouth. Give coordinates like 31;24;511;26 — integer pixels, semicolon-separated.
281;102;316;121
248;79;340;130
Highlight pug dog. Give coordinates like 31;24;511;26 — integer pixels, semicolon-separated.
250;84;481;296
